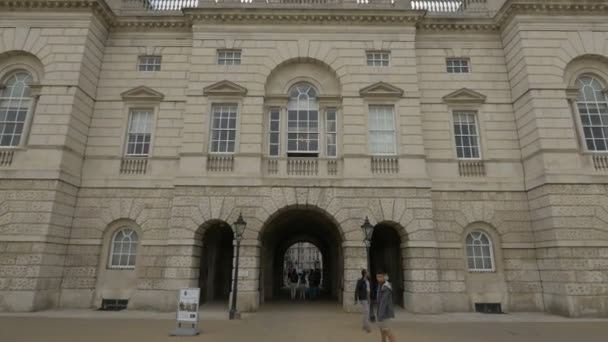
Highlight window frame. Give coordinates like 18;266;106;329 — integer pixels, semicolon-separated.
446;58;471;74
137;55;162;72
368;104;397;156
208;102;239;155
108;228;139;269
0;69;39;149
325;107;338;158
286;83;320;156
573;74;608;153
217;49;242;66
452;111;482;160
366;50;391;67
465;230;496;273
124;108;155;157
268;107;281;157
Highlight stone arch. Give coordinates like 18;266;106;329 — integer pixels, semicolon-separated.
0;50;45;82
265;57;342;96
370;220;406;307
93;219;144;309
563;54;608;88
196;219;234;304
258;204;344;304
0;27;53;68
453;202;504;237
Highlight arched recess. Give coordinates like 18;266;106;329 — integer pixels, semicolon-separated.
94;219;143;308
461;222;508;313
370;221;406;307
563;54;608;88
265;57;342;96
259;205;344;305
197;220;234;304
0;51;44;82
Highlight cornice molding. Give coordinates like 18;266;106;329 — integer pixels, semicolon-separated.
494;0;608;28
0;0;116;29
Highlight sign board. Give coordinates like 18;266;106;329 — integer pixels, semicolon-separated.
170;288;200;336
177;288;200;322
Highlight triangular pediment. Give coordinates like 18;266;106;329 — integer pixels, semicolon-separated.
359;82;404;98
121;86;164;101
443;88;487;104
203;80;248;97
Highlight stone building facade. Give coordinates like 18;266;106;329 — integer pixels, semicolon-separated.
0;0;607;317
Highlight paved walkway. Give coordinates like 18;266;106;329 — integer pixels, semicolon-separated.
1;302;607;342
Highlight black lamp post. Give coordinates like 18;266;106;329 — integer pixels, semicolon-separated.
361;216;375;322
229;213;247;320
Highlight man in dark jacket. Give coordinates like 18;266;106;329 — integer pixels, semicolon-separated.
354;269;371;332
376;271;396;342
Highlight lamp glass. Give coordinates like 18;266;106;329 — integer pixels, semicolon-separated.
233;213;247;239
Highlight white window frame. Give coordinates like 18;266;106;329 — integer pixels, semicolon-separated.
209;103;238;154
137;55;162;72
0;70;35;148
366;50;391;67
446;58;471;74
108;228;139;269
325;108;338;158
124;109;154;157
287;83;320;155
575;74;608;152
368;105;397;156
268;107;280;157
452;111;482;160
217;49;242;66
465;231;495;272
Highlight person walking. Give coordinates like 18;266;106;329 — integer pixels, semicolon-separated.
288;268;299;300
354;269;372;333
376;271;396;342
298;270;308;300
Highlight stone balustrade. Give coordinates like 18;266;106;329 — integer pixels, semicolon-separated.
265;157;342;177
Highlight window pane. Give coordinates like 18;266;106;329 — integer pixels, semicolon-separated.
210;104;238;153
577;75;608;151
369;106;395;155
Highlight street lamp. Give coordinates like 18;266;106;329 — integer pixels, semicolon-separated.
361;216;376;322
229;213;247;320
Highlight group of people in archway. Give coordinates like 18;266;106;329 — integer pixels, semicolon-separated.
287;267;322;300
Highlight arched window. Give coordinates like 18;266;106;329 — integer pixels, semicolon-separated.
465;231;494;272
576;75;608;151
287;83;319;155
109;228;139;269
0;70;33;147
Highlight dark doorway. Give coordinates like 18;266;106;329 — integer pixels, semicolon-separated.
260;207;343;304
370;224;404;307
199;222;234;304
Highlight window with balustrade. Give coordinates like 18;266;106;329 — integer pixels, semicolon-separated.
368;105;396;155
125;109;154;157
0;70;35;147
453;111;481;159
575;75;608;152
210;103;238;154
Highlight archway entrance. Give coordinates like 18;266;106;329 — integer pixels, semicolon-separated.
260;207;343;304
198;222;234;304
370;224;404;307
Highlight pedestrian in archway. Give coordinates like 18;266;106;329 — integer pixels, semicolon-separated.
288;268;299;300
376;271;396;342
298;270;308;300
355;269;371;333
311;267;322;299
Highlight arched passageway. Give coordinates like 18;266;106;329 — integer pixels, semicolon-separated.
260;207;343;304
198;222;234;304
370;224;404;307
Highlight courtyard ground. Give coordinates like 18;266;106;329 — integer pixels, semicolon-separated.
1;302;607;342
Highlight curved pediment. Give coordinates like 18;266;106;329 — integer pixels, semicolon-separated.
203;80;248;97
443;88;487;104
359;82;404;98
121;86;164;101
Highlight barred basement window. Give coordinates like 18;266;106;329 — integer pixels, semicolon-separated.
576;75;608;151
0;70;33;147
447;58;470;73
210;103;238;154
465;231;495;272
125;109;153;156
217;49;241;65
109;228;138;269
137;55;161;71
369;105;396;155
366;51;390;67
453;111;481;159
